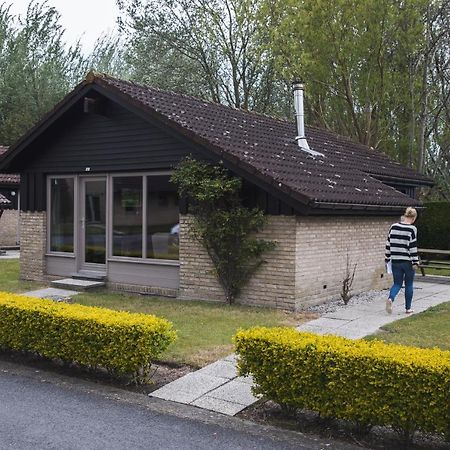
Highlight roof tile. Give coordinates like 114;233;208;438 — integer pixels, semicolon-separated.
96;75;431;208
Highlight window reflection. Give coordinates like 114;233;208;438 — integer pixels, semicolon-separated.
50;178;74;252
147;176;179;260
113;177;143;257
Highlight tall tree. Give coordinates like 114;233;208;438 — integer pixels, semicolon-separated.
0;1;86;144
117;0;291;115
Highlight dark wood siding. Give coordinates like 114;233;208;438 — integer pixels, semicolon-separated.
23;99;198;173
16;93;295;214
20;172;46;211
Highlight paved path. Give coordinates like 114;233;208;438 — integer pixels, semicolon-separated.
150;280;450;416
297;280;450;338
21;287;80;302
0;249;20;259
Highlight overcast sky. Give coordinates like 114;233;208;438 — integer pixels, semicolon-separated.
9;0;121;53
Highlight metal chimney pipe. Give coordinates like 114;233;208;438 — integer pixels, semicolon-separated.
292;82;310;150
292;82;323;157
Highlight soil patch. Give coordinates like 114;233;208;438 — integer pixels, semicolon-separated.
237;400;450;450
0;349;193;395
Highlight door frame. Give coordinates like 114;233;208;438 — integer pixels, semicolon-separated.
78;175;108;272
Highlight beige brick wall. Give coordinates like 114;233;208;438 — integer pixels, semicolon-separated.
0;209;19;246
295;216;392;308
179;213;392;311
20;211;47;281
178;214;297;309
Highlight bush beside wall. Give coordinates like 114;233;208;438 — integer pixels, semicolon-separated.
234;327;450;438
418;202;450;250
0;292;176;381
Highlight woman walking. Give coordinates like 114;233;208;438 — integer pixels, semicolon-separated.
385;207;419;314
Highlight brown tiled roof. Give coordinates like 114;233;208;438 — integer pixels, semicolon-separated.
93;74;431;209
0;146;20;185
0;73;433;211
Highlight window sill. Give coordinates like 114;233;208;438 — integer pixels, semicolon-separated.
108;257;180;267
45;252;75;258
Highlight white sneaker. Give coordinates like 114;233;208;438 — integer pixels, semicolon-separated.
386;299;393;314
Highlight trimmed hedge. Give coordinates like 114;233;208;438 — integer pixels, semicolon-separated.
234;327;450;438
418;202;450;250
0;292;176;381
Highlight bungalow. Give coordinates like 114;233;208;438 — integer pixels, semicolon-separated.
0;72;433;310
0;146;20;247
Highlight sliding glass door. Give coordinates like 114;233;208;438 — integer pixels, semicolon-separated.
80;177;107;267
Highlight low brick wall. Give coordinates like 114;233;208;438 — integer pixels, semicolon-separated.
20;211;47;281
295;216;392;308
178;214;297;309
0;209;19;247
179;214;392;311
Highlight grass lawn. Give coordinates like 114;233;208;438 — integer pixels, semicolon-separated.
366;301;450;351
0;259;308;367
420;267;450;277
74;291;308;367
0;260;44;293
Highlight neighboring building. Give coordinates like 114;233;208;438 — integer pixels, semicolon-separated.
0;72;433;310
0;146;20;247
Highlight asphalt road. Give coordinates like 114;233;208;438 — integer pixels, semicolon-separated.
0;360;362;450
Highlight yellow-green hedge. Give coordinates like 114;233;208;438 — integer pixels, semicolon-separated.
234;327;450;438
0;292;176;379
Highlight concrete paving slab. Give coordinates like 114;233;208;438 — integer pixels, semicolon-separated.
296;324;337;334
23;288;79;299
0;251;20;259
51;278;105;291
150;388;202;405
303;317;351;329
239;375;254;386
222;354;238;364
191;395;247;416
325;308;371;320
208;379;260;406
150;373;226;404
196;360;238;380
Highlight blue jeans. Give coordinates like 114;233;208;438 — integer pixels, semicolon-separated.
389;261;415;310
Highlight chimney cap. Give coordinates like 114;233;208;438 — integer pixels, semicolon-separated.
292;81;304;91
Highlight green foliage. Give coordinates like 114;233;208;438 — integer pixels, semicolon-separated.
118;0;291;115
171;158;275;304
260;0;450;197
234;327;450;440
417;202;450;250
0;291;176;383
0;2;87;144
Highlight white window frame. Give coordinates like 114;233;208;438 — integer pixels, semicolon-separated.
46;175;77;257
109;171;179;266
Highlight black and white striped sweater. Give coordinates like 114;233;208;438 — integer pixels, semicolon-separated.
385;222;419;264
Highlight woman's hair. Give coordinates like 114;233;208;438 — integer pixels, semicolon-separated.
404;207;417;219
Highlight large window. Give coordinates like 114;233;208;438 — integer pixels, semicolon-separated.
147;176;179;260
113;176;143;257
50;177;74;252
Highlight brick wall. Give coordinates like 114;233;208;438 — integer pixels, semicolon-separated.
0;209;19;246
295;216;392;308
178;214;297;309
179;214;392;311
20;211;47;281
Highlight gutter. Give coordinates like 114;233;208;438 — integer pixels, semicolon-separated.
311;201;425;212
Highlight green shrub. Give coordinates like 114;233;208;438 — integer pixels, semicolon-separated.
418;202;450;250
234;327;450;439
0;292;176;382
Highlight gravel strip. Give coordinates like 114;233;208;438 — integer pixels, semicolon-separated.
304;289;388;315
